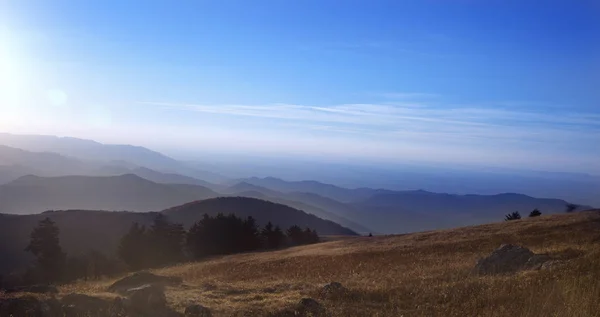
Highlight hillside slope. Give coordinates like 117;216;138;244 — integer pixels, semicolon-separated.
58;210;600;316
0;174;218;214
0;197;356;274
162;197;358;236
224;183;372;234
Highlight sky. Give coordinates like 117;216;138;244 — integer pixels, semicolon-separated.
0;0;599;173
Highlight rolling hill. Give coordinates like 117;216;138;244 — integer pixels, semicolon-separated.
0;174;219;214
353;190;591;233
242;176;386;203
163;197;358;236
0;197;357;275
224;182;372;234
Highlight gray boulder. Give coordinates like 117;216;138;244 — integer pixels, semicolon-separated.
61;293;110;316
296;298;326;317
540;260;564;271
108;271;183;294
107;297;128;317
474;244;553;275
185;304;212;317
523;254;552;270
320;282;346;298
126;284;167;312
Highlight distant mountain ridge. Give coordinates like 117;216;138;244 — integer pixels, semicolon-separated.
0;133;226;183
243;176;389;202
0;174;218;214
223;183;372;234
242;177;592;233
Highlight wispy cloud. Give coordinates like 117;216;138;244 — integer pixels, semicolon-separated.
138;101;600;148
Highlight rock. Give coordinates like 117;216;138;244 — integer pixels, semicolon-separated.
108;271;183;294
523;254;552;270
61;293;110;316
320;282;346;298
296;298;326;316
45;298;63;316
185;304;212;317
107;297;128;317
474;244;535;275
540;260;564;271
126;284;167;312
201;282;217;291
4;284;59;294
0;296;62;317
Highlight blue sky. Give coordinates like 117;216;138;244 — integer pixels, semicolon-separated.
0;0;599;172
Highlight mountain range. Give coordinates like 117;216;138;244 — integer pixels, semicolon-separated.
0;133;226;183
0;132;594;234
0;132;596;276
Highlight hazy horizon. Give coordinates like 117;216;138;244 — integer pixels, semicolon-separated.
1;1;599;174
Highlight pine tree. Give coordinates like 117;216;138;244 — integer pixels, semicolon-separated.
286;225;304;245
261;221;275;249
504;211;521;221
262;222;285;249
241;216;261;251
311;229;320;244
25;218;66;283
272;225;285;249
118;223;149;270
566;203;579;213
529;209;542;217
148;214;185;266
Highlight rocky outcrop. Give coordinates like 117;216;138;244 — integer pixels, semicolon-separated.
523;254;552;270
296;298;326;317
320;282;346;298
61;293;110;316
185;304;212;317
108;271;183;294
474;244;553;275
126;284;167;312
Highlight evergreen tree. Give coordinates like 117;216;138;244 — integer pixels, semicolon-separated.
566;203;579;213
148;214;185;266
504;211;521;221
241;216;261;251
272;225;285;248
310;229;320;244
118;223;149;270
262;222;285;249
25;218;66;283
529;208;542;217
286;225;304;245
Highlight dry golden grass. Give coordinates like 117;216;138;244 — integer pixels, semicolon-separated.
59;211;600;316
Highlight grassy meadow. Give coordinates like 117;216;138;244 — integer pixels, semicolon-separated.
54;210;600;316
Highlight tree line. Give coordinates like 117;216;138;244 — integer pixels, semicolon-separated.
9;214;320;286
504;204;580;221
118;213;319;270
